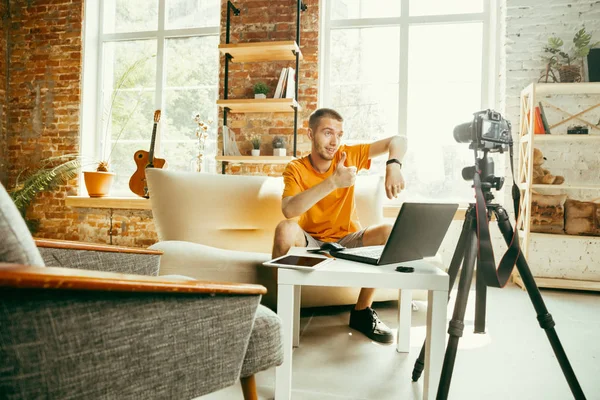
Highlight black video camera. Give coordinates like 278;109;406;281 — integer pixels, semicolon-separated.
453;109;512;152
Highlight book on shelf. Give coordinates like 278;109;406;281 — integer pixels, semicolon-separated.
273;67;296;99
533;106;545;134
284;67;295;99
273;67;287;98
538;102;551;134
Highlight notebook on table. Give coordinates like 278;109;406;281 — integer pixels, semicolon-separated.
331;202;458;265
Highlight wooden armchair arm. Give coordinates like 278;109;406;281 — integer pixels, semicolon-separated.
34;238;163;255
0;264;266;295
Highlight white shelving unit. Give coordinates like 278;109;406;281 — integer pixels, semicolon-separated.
516;82;600;291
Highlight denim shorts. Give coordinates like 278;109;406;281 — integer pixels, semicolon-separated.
302;229;366;249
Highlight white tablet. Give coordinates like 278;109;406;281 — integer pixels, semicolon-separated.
263;254;333;271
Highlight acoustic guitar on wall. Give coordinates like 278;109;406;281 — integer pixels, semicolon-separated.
129;110;167;198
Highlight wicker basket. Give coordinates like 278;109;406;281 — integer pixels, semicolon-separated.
558;65;581;83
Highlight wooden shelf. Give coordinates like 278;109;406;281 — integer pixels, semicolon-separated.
522;134;600;143
529;82;600;95
518;230;600;241
219;41;302;63
216;155;295;164
217;98;300;113
519;182;600;190
513;275;600;292
66;196;151;210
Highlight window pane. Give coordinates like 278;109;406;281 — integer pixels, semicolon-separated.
101;40;157;194
331;0;401;20
405;23;483;203
162;36;219;174
329;27;400;140
165;36;219;87
410;0;482;17
103;0;158;34
166;0;221;29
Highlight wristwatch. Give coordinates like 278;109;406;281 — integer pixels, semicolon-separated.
386;158;402;168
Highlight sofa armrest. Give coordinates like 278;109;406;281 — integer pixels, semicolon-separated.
0;274;261;398
0;264;266;295
35;239;162;276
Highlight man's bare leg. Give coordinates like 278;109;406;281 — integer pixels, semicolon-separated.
272;220;308;258
354;223;393;309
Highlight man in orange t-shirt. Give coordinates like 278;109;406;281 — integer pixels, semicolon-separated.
272;108;407;344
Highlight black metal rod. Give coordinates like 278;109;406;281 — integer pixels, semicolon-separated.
226;1;240;44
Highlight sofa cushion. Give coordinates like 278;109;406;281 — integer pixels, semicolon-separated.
0;183;45;267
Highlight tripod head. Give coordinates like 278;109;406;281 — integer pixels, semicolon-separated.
461;149;505;204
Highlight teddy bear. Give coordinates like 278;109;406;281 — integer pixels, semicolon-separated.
532;147;565;185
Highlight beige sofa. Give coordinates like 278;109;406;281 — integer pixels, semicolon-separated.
146;169;405;308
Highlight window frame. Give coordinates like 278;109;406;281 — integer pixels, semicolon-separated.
80;0;220;196
318;0;501;203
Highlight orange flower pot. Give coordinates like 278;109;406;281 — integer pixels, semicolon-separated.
83;171;115;198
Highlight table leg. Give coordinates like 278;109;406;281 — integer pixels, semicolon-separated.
275;284;295;400
396;289;412;353
293;285;301;348
424;289;447;400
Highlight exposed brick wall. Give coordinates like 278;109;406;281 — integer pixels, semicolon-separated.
218;0;319;175
0;1;8;185
4;0;83;240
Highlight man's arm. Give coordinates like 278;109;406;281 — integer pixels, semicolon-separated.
368;135;408;160
282;152;356;219
368;135;408;199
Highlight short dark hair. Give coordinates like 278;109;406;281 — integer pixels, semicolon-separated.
308;108;343;132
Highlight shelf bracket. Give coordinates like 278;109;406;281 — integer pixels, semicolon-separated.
226;1;241;45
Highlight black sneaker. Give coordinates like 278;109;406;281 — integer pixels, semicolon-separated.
349;307;394;344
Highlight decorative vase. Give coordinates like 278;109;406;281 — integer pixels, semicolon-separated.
254;93;267;99
83;171;115;198
273;148;286;157
251;149;260;156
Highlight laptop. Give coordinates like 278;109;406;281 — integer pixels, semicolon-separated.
331;202;458;265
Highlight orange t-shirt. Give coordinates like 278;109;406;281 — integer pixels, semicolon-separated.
282;144;371;242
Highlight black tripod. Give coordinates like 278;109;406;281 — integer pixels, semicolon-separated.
410;200;586;399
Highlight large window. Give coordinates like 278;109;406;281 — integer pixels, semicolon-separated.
82;0;220;195
321;0;498;203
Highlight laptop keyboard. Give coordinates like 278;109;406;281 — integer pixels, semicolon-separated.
341;246;384;259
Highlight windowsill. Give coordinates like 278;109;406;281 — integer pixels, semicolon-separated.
65;196;151;210
65;196;468;219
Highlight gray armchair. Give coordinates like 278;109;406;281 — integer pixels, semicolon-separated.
0;183;283;399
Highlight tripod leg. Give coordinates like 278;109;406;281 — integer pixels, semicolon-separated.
412;208;474;382
436;229;479;400
495;210;587;399
474;262;487;333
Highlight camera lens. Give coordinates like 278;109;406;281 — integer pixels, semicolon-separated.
453;122;474;143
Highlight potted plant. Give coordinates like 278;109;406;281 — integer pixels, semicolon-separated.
85;55;153;197
249;134;261;156
253;82;269;99
543;27;599;83
272;135;286;156
8;155;81;233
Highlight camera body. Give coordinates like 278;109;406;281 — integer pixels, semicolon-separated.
454;109;512;152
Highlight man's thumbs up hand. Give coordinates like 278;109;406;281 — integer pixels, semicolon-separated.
331;152;356;188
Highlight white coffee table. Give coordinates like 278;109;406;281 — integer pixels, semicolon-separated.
274;247;449;400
